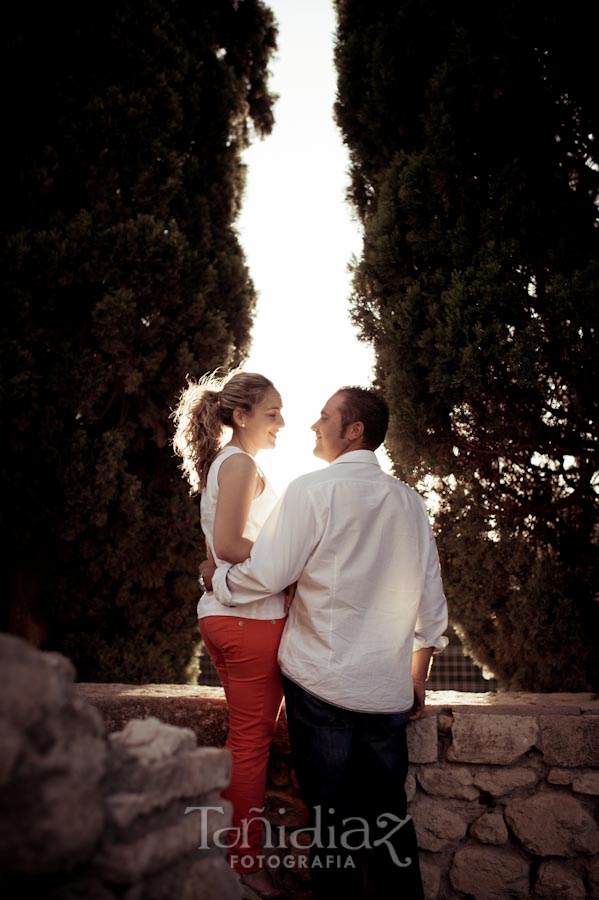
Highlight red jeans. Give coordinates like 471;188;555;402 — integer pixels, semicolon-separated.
199;615;285;872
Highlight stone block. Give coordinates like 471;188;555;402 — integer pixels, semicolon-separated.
469;812;508;845
586;854;599;899
450;845;530;899
547;767;571;785
534;860;586;899
0;635;107;875
122;851;240;900
94;795;232;884
78;684;229;748
0;634;78;726
447;714;538;764
429;691;598;716
548;768;599;795
417;765;478;800
412;797;467;852
472;766;539;797
110;717;197;761
539;715;599;767
407;715;438;763
406;769;417;803
0;719;24;788
505;792;599;857
106;747;231;828
420;857;441;899
106;717;231;827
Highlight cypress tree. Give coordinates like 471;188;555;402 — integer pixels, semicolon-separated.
1;0;277;681
335;0;599;689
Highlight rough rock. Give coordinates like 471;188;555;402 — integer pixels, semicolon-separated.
122;851;240;900
0;634;107;873
539;715;599;767
586;855;599;899
547;767;599;795
105;718;231;827
420;858;441;899
412;797;467;852
405;769;417;803
450;845;530;899
417;765;478;800
534;860;586;899
447;713;538;764
472;766;538;797
407;715;438;763
505;792;599;857
77;684;230;748
94;792;231;884
469;812;509;845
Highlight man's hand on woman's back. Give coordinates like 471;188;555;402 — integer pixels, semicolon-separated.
199;547;216;592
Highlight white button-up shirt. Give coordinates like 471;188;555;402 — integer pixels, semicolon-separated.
212;450;448;713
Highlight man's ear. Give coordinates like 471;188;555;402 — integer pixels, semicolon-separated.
347;421;365;441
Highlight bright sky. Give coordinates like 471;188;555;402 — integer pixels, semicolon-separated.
237;0;391;492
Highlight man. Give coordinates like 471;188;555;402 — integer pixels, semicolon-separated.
209;386;448;900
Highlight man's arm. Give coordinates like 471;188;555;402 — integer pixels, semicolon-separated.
212;479;319;606
413;521;449;655
410;513;449;718
410;647;434;720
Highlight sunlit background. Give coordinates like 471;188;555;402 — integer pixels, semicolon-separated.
237;0;391;492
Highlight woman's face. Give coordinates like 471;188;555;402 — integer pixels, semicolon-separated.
242;386;285;452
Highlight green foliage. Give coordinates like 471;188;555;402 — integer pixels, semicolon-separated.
1;0;277;681
335;0;599;689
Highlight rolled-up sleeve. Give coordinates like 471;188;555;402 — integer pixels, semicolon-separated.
413;523;449;654
212;480;320;607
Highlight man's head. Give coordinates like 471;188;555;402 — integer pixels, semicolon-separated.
311;386;389;462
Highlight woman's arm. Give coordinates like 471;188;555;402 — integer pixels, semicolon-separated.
212;453;258;564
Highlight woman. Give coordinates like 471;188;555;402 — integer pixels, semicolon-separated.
172;369;286;900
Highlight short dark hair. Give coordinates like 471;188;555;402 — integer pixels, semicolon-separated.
336;386;389;450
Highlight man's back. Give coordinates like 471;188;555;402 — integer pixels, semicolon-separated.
276;450;447;713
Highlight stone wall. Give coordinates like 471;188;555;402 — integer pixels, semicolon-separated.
78;683;599;900
2;630;598;899
0;635;240;900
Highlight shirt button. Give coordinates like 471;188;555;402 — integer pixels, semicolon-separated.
238;621;244;627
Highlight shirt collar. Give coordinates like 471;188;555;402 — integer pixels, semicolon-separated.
330;449;381;467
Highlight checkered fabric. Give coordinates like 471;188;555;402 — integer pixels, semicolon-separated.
427;645;498;692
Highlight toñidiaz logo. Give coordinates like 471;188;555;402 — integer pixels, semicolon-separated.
184;804;413;869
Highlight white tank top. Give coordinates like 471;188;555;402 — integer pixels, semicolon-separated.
197;446;286;620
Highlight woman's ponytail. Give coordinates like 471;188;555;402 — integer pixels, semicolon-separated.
172;377;224;493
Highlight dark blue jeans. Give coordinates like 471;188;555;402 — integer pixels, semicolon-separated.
282;674;424;900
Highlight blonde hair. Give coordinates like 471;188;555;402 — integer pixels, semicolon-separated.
172;368;274;492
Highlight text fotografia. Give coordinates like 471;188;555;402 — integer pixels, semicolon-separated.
184;804;412;868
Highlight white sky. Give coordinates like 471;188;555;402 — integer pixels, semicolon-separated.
237;0;391;492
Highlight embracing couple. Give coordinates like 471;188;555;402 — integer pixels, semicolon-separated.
173;370;448;900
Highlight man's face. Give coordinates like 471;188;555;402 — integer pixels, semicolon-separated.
311;393;349;462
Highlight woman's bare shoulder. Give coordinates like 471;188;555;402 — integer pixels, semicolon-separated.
217;450;257;484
